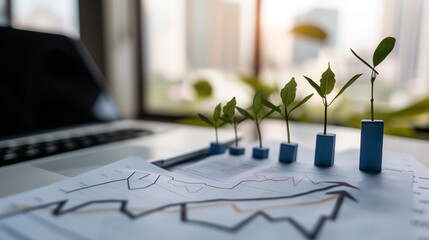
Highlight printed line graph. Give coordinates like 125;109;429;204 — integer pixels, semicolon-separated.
0;150;414;240
61;171;328;194
168;173;321;193
65;194;339;216
181;190;357;240
0;175;358;240
61;171;159;193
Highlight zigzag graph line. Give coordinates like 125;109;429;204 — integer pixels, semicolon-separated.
0;171;359;240
61;171;323;194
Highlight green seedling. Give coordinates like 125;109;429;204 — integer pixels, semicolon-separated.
221;97;248;147
265;78;313;144
197;103;224;144
304;63;362;135
350;37;396;121
236;90;276;149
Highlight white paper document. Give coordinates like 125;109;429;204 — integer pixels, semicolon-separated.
0;144;414;240
382;151;429;240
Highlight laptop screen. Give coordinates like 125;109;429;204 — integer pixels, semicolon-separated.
0;27;122;139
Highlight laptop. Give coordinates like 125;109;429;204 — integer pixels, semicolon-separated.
0;27;234;198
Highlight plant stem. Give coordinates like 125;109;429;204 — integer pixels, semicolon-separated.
233;120;238;147
286;119;291;144
255;116;262;148
285;106;291;144
323;98;328;135
370;70;377;121
215;125;219;144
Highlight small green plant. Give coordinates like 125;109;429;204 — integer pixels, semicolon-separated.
221;97;248;147
304;63;362;135
197;103;223;144
265;78;314;144
350;37;396;121
236;90;276;149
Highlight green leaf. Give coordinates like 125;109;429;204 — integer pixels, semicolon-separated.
329;73;362;106
290;93;314;113
197;113;213;126
236;107;254;120
304;76;322;97
373;37;396;67
223;97;236;121
213;103;221;122
319;63;336;96
280;78;297;106
253;90;263;114
262;99;281;113
350;48;379;74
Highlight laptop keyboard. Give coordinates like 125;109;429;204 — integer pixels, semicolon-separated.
0;129;152;167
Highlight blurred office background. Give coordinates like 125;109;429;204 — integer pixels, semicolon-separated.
0;0;428;138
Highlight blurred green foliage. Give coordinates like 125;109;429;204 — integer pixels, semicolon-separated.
180;26;428;140
181;75;429;140
193;79;213;99
290;24;327;42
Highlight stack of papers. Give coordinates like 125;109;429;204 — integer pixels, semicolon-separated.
0;142;426;240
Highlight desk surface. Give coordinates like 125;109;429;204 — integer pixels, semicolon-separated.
239;120;429;169
0;120;425;239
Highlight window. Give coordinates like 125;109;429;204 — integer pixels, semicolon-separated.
260;0;429;112
141;0;256;116
0;0;8;25
10;0;79;37
140;0;429;129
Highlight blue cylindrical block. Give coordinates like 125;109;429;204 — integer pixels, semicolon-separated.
359;120;384;172
279;142;298;163
252;147;269;159
314;133;336;167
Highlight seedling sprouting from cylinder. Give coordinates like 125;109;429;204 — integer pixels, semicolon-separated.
350;37;396;121
197;103;223;144
221;97;248;147
304;63;362;134
265;78;313;144
236;90;275;149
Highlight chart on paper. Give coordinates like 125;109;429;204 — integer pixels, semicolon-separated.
0;149;413;240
